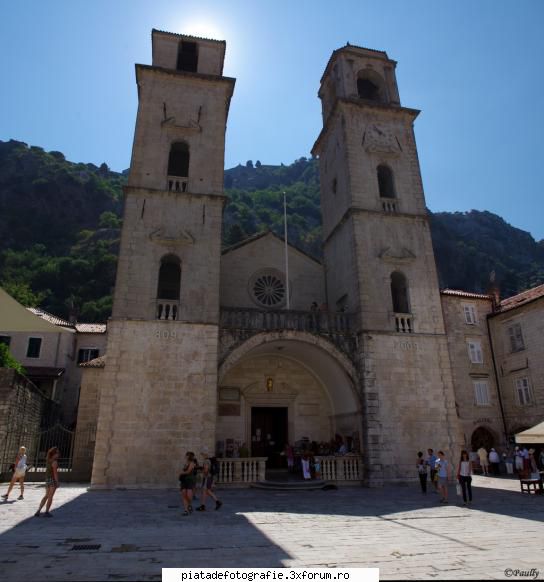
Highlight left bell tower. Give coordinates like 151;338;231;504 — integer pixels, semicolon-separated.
91;30;235;488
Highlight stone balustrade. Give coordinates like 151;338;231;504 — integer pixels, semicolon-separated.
167;175;188;193
157;300;179;321
394;313;413;333
215;457;267;485
316;455;363;482
381;197;398;213
220;307;353;335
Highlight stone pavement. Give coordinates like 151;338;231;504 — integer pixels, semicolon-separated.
0;476;543;580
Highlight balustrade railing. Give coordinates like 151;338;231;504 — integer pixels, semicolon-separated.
215;457;267;484
157;300;179;321
394;313;413;333
316;455;363;482
167;175;188;193
215;456;362;485
381;198;398;213
220;307;353;335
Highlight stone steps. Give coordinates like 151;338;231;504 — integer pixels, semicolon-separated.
250;480;328;491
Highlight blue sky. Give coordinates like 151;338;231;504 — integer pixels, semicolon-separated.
1;1;543;239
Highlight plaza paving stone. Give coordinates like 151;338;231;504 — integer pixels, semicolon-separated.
0;475;543;580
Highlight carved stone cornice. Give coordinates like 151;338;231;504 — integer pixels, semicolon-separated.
149;227;194;247
378;247;416;263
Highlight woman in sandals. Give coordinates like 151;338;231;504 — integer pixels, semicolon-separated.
2;446;28;501
35;447;59;517
179;451;197;517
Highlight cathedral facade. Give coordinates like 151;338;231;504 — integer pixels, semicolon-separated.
83;29;466;488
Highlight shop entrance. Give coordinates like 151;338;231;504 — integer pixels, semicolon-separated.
251;407;288;469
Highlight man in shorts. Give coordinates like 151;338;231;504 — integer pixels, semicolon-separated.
196;448;222;511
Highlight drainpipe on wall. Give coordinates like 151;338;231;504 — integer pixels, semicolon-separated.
486;314;509;446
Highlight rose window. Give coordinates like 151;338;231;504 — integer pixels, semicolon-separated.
252;274;286;307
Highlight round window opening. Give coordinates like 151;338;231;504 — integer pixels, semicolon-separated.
252;274;286;307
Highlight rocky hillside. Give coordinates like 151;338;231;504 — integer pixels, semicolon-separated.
1;140;543;321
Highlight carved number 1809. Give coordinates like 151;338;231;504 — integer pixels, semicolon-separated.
155;330;177;339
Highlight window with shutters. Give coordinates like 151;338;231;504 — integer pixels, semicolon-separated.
473;380;490;406
515;377;532;406
467;340;483;364
463;303;477;325
507;323;525;352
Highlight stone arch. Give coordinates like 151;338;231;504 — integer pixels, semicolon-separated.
217;331;363;460
218;330;361;413
471;426;496;452
356;68;387;103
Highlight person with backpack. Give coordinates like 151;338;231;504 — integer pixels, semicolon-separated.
179;451;198;516
196;448;222;511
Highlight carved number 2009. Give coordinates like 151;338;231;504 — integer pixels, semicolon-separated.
155;330;177;339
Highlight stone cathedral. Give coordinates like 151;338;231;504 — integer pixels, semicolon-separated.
80;29;464;488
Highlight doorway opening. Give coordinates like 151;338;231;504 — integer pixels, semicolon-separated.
251;407;288;470
471;426;495;451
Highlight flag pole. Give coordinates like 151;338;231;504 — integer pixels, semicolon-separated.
283;191;290;310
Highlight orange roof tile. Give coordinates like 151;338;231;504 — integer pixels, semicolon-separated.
498;283;544;313
440;289;492;300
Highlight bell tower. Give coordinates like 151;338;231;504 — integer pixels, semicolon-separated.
313;45;462;485
91;30;235;488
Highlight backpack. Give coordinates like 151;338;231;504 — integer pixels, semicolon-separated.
209;457;219;477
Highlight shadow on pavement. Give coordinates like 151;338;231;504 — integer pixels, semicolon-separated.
0;477;542;580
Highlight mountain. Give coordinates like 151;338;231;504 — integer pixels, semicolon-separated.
1;140;543;321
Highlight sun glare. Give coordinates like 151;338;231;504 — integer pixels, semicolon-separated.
181;19;224;41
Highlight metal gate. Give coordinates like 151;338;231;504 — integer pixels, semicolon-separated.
27;423;76;471
1;423;94;479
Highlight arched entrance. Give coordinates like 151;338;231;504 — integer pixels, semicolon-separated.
471;426;495;451
217;332;362;475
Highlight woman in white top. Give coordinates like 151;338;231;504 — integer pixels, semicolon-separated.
2;446;28;501
457;450;473;506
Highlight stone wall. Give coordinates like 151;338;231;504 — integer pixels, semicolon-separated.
359;333;463;484
112;189;224;323
220;233;325;311
441;293;505;450
151;30;226;76
71;365;103;480
489;298;544;436
90;320;219;488
127;67;233;193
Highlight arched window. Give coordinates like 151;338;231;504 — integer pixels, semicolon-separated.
157;255;181;300
168;142;189;178
390;271;410;314
358;78;380;100
377;165;396;198
357;70;386;102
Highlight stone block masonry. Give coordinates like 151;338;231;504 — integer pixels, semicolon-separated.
90;319;218;488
